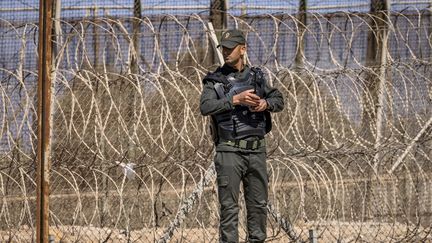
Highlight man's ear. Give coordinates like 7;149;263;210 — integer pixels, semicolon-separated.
240;45;246;55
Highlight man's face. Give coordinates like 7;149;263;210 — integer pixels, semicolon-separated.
222;44;246;67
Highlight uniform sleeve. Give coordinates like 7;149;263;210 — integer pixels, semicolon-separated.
263;79;284;112
200;81;234;116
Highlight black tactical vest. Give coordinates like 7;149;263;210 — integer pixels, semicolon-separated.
204;67;270;141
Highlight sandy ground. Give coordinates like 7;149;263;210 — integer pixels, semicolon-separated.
1;221;431;242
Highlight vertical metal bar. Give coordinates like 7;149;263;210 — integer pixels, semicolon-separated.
37;0;53;242
294;0;307;70
206;22;224;66
129;0;142;162
366;0;390;171
210;0;227;32
362;0;390;141
360;0;390;221
48;235;55;243
309;229;317;243
210;0;227;64
54;0;61;47
93;6;98;68
132;0;142;74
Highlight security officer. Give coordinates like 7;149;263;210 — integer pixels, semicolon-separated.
200;29;284;243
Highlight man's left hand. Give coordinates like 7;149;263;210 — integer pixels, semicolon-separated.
250;99;268;112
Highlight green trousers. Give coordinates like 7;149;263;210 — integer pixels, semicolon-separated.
214;151;268;243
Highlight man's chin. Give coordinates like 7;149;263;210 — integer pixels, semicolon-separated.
225;60;238;66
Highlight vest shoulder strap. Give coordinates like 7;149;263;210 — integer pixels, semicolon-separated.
214;83;225;98
250;66;265;86
203;68;230;85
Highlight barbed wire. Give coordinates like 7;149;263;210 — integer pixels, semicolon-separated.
0;9;432;242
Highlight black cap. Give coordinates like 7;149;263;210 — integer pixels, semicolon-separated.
217;29;246;48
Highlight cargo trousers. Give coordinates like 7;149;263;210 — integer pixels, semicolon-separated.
214;151;268;243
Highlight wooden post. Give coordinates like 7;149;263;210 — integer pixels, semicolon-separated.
37;0;54;242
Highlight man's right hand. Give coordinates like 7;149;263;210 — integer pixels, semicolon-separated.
232;89;260;106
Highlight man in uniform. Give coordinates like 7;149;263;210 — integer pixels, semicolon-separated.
200;29;284;243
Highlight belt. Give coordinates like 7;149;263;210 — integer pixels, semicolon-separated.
220;138;265;150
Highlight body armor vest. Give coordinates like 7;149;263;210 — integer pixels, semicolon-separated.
205;67;270;141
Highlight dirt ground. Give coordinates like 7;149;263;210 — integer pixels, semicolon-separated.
1;221;431;242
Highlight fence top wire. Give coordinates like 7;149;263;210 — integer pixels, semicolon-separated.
1;0;431;20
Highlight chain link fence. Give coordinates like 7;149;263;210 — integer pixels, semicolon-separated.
1;0;432;242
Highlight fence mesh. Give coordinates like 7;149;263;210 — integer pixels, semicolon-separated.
1;0;432;242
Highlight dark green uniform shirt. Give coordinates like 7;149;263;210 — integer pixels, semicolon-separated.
200;64;284;153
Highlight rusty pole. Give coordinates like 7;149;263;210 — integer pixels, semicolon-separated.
37;0;53;242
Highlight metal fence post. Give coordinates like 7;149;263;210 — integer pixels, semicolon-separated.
132;0;142;74
48;234;55;243
362;0;390;144
309;229;317;243
210;0;227;64
37;0;54;242
294;0;307;71
210;0;227;34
